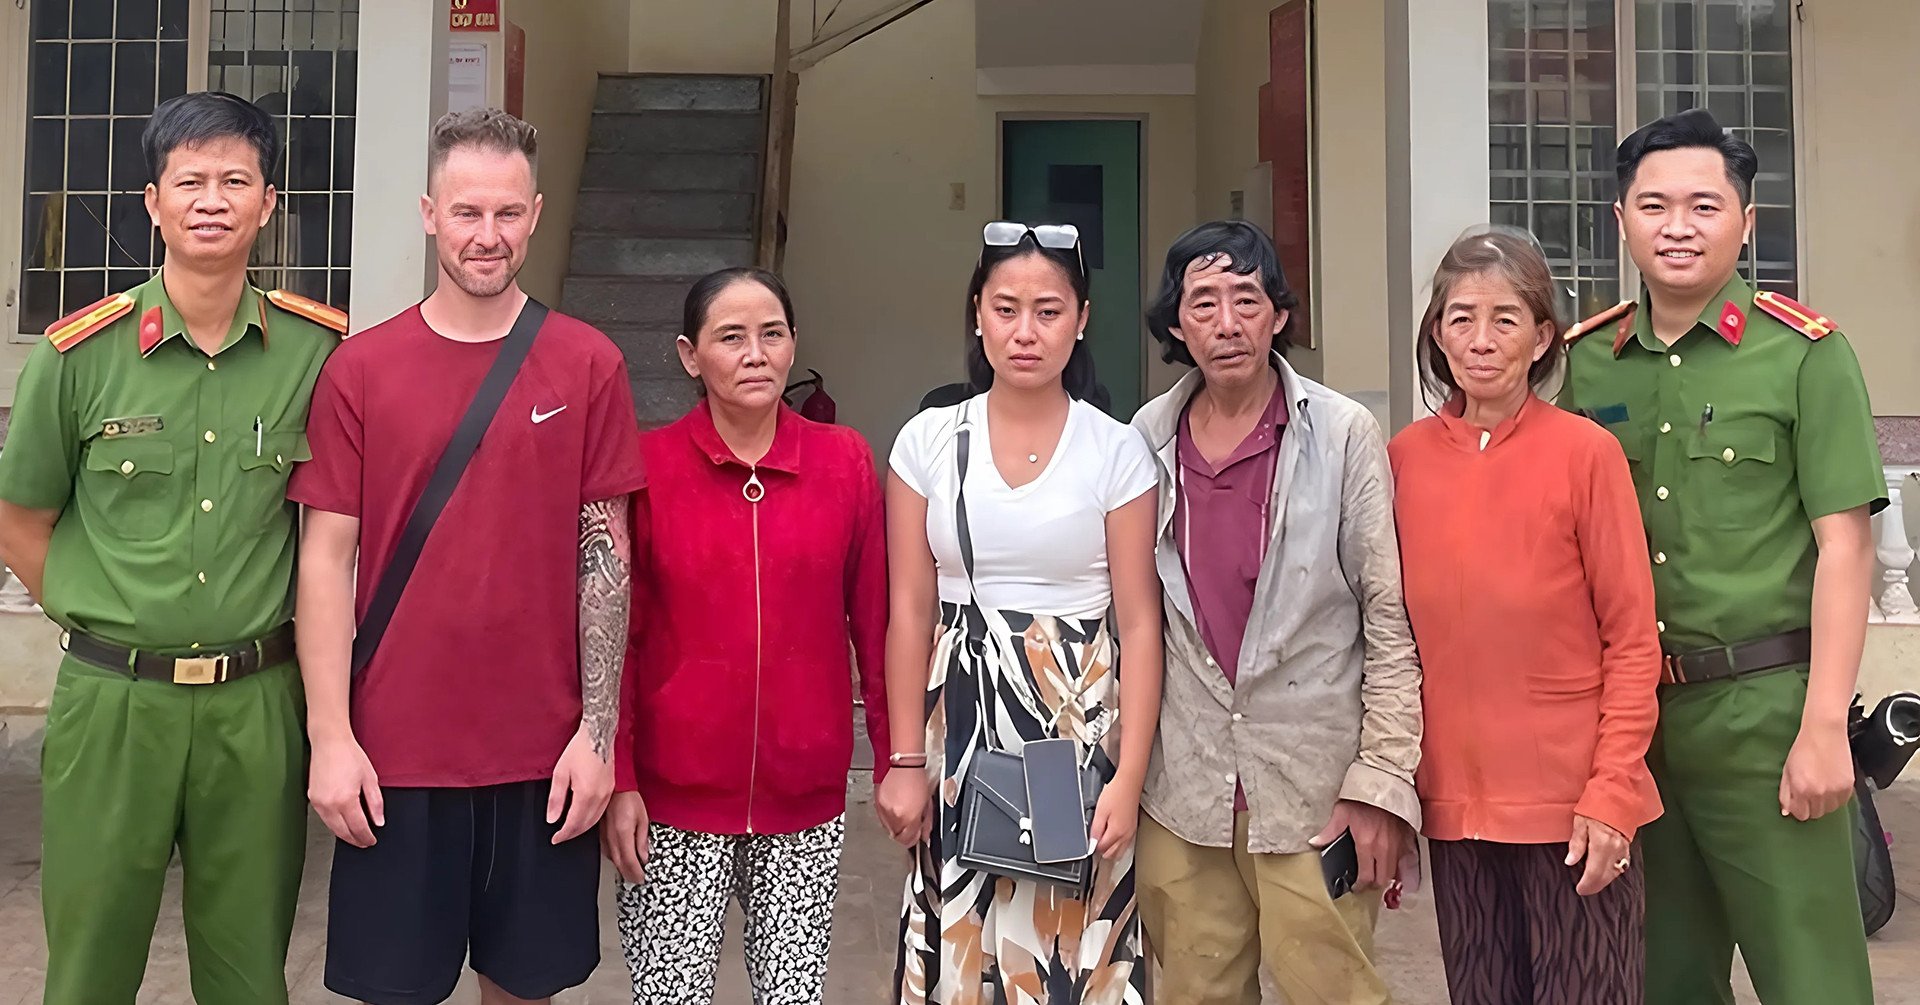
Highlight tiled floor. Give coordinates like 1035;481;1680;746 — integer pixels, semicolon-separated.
3;772;1920;1003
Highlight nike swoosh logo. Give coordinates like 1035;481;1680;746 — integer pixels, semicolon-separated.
531;405;567;424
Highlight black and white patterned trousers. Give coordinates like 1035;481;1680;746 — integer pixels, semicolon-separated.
616;815;846;1005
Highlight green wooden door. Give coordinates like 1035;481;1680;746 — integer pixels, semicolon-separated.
1001;119;1143;417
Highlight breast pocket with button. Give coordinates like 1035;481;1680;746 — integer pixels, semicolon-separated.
79;438;180;543
235;430;312;532
1684;419;1788;531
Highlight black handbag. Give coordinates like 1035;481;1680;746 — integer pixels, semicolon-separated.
1848;692;1917;936
1853;774;1896;936
947;402;1104;889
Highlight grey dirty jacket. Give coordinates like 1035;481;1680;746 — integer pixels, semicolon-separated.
1130;357;1423;854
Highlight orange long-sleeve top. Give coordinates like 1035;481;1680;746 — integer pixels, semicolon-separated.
1388;394;1663;843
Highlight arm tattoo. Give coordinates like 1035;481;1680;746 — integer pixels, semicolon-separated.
578;497;631;761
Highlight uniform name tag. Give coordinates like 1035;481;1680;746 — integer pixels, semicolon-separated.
101;415;164;438
1583;403;1629;425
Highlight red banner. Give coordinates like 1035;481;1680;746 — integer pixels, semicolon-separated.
450;0;500;32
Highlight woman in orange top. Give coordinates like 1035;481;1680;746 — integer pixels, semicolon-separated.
1388;227;1663;1004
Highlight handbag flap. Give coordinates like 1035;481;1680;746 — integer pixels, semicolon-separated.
967;749;1030;821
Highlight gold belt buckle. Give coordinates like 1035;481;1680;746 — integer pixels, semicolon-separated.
173;654;229;685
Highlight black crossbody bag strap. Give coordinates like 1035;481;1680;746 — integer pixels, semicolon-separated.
349;298;549;675
953;404;999;748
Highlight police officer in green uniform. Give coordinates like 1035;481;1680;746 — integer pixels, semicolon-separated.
1563;108;1881;1004
0;93;344;1003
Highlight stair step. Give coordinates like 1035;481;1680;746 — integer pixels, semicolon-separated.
572;191;756;236
570;236;756;279
596;74;765;114
589;112;765;154
631;376;703;428
601;324;683;377
560;277;695;327
580;152;760;193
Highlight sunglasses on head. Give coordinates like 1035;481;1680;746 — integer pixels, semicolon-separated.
981;221;1087;277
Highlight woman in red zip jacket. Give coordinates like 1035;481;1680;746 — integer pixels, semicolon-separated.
601;267;891;1004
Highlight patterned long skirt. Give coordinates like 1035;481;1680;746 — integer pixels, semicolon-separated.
893;601;1145;1005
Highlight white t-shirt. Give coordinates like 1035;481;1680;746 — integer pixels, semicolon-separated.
890;395;1160;619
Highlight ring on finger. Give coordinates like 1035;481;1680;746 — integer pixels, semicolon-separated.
1613;856;1630;871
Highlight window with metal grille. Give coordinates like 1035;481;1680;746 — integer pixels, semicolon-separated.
1634;0;1796;294
19;0;191;336
209;0;358;309
1487;0;1800;316
12;0;357;341
1489;0;1621;321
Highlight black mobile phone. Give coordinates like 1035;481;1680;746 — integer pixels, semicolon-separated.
1320;829;1359;900
1023;738;1090;864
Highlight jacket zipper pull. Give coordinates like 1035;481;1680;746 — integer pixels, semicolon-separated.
743;466;765;503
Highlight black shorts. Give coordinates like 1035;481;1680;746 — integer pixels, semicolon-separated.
323;780;601;1005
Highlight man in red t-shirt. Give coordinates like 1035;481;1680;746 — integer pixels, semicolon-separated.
289;108;645;1005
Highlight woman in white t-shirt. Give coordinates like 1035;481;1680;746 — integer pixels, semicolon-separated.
878;222;1164;1004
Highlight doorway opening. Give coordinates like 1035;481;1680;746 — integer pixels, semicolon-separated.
1000;117;1145;417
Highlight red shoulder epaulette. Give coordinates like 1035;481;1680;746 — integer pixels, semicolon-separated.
1563;300;1637;347
1753;290;1836;340
265;289;348;335
46;293;136;353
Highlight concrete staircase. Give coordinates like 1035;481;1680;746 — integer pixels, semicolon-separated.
561;74;768;426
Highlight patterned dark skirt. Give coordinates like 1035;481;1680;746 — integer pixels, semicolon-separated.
893;601;1144;1005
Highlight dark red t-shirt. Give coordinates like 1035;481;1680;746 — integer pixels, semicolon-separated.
289;304;647;788
1173;379;1286;814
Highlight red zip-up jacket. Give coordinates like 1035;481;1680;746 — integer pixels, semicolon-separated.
614;401;891;835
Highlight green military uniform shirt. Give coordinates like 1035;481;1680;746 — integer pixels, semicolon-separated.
1562;274;1886;653
0;273;341;651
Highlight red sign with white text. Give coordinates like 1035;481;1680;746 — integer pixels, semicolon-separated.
450;0;500;32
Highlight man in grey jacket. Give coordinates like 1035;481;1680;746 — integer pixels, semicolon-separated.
1130;221;1422;1005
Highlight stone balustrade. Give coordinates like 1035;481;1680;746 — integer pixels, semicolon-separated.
1871;467;1920;625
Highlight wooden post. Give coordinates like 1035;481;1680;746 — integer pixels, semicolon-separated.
771;72;799;273
758;0;794;271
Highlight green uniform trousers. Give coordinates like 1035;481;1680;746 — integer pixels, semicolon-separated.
1643;667;1873;1004
39;656;308;1005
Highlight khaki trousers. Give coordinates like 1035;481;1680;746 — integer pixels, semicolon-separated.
1137;812;1390;1005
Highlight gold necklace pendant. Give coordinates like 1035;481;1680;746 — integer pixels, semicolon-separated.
743;471;765;503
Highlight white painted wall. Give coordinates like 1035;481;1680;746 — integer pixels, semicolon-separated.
1799;0;1920;417
8;0;1916;762
1382;0;1487;431
628;0;795;75
346;0;448;332
1300;0;1392;403
975;0;1204;68
771;0;1199;454
512;0;632;305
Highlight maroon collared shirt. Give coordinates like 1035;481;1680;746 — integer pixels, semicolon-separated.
1174;379;1287;812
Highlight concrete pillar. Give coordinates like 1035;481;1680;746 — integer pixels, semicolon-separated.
348;0;449;333
1383;0;1489;431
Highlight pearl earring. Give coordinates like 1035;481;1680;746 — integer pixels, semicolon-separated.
1076;331;1086;341
974;327;982;337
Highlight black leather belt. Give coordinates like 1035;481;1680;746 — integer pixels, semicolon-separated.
1661;627;1812;686
61;624;296;685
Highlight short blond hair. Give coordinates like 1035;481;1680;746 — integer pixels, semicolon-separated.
429;107;538;181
